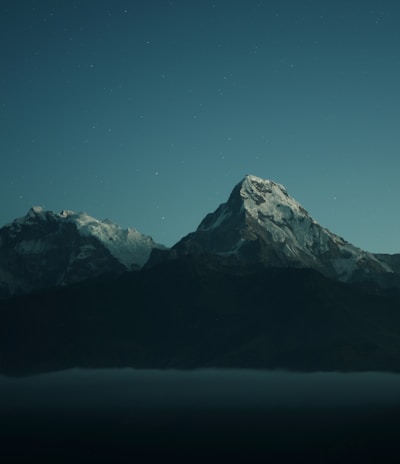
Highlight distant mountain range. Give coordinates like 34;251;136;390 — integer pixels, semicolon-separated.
0;206;164;298
1;175;400;375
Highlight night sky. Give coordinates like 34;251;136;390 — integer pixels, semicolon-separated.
1;1;400;253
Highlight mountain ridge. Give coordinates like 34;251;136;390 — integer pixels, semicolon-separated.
1;174;400;298
167;175;399;290
1;175;400;375
0;206;164;298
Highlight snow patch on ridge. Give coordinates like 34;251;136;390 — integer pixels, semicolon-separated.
240;175;340;255
241;175;316;228
198;206;232;232
240;176;394;277
59;210;156;268
3;208;158;270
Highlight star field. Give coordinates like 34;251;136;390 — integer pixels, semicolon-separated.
1;1;400;252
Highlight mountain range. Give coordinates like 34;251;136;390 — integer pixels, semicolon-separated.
0;206;164;298
1;175;400;375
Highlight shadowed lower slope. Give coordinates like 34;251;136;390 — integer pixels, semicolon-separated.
1;256;400;376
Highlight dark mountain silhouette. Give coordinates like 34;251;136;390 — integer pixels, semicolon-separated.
1;255;400;376
1;175;400;375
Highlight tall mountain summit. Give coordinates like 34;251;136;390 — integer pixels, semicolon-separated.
1;175;399;299
2;175;400;375
171;175;399;289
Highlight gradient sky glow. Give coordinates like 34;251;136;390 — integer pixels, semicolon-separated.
1;1;400;252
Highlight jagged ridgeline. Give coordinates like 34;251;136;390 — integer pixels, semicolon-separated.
2;175;399;298
0;207;165;298
168;175;400;291
1;175;400;374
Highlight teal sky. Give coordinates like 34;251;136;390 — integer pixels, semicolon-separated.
1;1;400;252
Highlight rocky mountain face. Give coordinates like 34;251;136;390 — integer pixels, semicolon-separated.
0;206;162;298
374;253;400;275
2;176;399;298
169;175;400;291
1;175;400;375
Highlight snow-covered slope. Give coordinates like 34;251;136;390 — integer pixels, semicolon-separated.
0;207;163;298
173;175;396;285
57;208;157;269
2;176;398;298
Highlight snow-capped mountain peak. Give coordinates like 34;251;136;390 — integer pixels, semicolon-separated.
0;207;164;297
239;175;347;253
198;175;316;233
174;174;395;285
240;175;309;221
